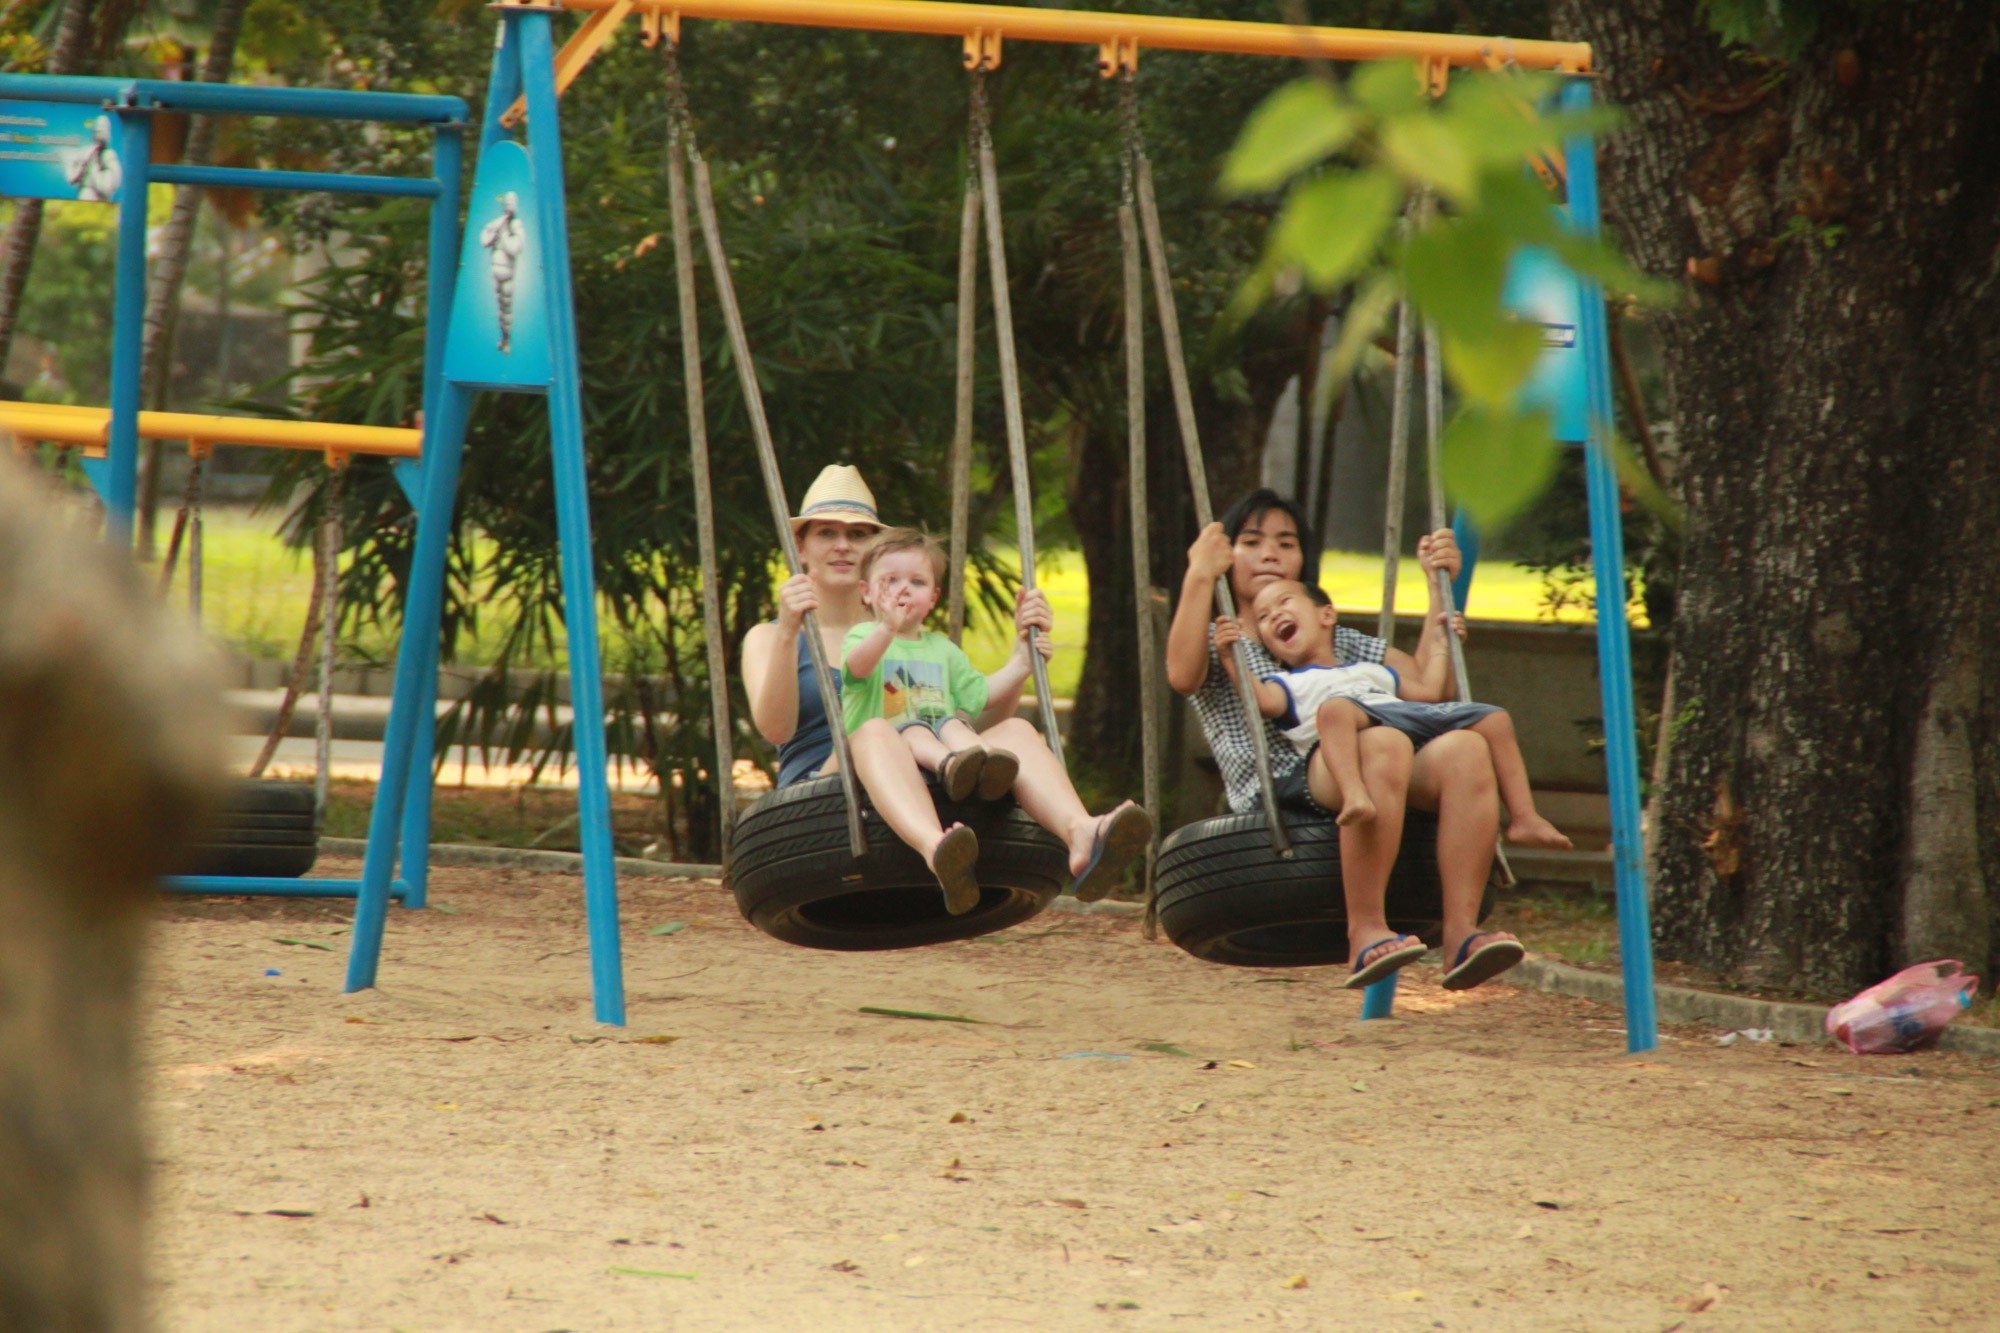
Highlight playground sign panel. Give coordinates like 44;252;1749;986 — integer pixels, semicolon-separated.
0;101;122;202
1503;243;1587;444
445;139;552;391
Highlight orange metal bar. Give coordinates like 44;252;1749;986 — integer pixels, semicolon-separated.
0;400;422;459
557;0;1591;71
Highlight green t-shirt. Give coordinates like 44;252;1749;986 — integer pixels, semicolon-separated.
841;624;989;735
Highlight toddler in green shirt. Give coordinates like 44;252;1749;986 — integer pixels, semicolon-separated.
842;528;1048;913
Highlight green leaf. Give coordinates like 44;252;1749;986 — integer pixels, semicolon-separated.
1221;79;1358;196
1551;236;1679;305
273;937;333;951
1349;58;1424;117
1404;217;1509;338
1382;116;1478;202
1441;321;1545;407
610;1266;698;1280
1318;272;1401;393
648;921;688;936
1442;408;1561;530
858;1006;988;1024
1269;168;1401;290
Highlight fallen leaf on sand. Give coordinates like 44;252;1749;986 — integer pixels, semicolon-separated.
949;1111;970;1124
1388;1289;1426;1302
1283;1275;1309;1289
1140;1042;1193;1056
1177;1101;1205;1114
1148;1219;1205;1235
830;1260;859;1274
1686;1281;1726;1313
609;1266;696;1280
903;1254;927;1268
648;921;688;936
1228;1059;1256;1070
632;1034;680;1046
1048;1199;1087;1210
1512;1224;1534;1240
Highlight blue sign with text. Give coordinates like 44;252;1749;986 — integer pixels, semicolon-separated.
0;100;123;203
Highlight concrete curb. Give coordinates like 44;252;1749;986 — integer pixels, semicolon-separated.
326;839;2000;1058
319;837;720;882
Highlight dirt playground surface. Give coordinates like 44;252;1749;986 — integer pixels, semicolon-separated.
149;858;2000;1330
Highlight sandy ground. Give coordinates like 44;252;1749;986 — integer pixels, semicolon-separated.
148;858;2000;1331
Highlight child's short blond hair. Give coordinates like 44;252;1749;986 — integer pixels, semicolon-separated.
859;526;949;582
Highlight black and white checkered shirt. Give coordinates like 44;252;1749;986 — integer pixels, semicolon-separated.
1188;626;1388;814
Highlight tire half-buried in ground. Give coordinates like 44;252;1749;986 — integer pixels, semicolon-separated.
1156;809;1491;968
729;775;1068;950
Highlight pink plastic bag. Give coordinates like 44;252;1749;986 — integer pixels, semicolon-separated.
1826;960;1979;1055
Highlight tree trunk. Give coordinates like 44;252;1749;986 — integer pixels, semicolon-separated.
134;0;251;556
0;453;225;1330
1552;1;2000;992
0;0;96;381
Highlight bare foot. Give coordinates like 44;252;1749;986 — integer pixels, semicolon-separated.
1336;794;1376;827
929;823;981;915
1506;813;1573;850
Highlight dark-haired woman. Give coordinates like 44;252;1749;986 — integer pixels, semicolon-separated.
1164;489;1523;991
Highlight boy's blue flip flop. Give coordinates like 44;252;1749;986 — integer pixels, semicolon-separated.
1440;931;1526;990
1069;802;1154;903
1342;934;1428;990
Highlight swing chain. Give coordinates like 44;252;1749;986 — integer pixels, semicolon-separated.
659;35;699;163
1116;69;1140;210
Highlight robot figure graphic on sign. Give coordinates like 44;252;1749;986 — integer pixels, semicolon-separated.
479;190;526;354
63;116;122;203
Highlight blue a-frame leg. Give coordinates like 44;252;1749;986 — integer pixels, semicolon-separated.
1361;87;1659;1049
342;6;625;1025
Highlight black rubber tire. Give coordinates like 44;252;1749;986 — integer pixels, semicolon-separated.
1155;809;1492;969
728;775;1068;950
179;780;320;879
181;843;319;879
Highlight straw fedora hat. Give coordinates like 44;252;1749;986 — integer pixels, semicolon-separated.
790;464;884;535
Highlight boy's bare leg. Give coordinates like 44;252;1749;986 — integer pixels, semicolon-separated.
1468;711;1572;849
1310;698;1376;827
1324;728;1413;970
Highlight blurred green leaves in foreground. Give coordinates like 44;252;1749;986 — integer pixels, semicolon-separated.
1222;60;1675;530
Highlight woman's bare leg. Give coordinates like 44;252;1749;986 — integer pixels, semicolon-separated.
1408;729;1513;962
1310;727;1413;965
1311;698;1376;826
845;719;950;857
976;717;1100;874
1466;711;1571;849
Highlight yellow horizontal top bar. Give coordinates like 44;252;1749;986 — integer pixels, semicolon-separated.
0;401;422;459
561;0;1590;71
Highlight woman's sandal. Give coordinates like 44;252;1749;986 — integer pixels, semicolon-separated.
940;746;987;803
1341;934;1428;990
1440;931;1526;991
930;824;981;915
975;749;1019;801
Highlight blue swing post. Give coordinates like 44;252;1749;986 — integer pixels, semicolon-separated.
344;6;627;1025
1564;80;1659;1055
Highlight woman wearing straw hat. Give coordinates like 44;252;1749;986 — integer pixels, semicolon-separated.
743;464;1146;899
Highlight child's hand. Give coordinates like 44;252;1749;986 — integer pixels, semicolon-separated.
885;588;928;634
1417;528;1463;581
1212;615;1244;678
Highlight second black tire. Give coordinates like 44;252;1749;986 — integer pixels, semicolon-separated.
1155;809;1491;969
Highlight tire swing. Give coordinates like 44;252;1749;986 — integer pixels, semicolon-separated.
655;42;1067;950
1106;88;1490;968
169;447;346;881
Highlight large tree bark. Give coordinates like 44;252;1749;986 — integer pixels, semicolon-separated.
1551;1;2000;992
0;0;96;383
0;452;224;1329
